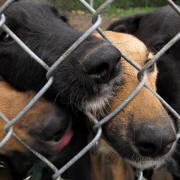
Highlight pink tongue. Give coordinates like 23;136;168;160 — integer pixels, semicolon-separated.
58;127;73;151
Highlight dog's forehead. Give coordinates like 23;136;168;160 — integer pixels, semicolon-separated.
95;31;150;67
140;6;180;37
108;32;149;65
6;1;57;18
4;1;67;33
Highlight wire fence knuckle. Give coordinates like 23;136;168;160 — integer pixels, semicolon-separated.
0;127;13;148
0;0;14;14
0;14;5;28
52;127;102;179
0;0;180;180
0;112;13;148
2;24;50;70
46;14;102;79
92;0;113;23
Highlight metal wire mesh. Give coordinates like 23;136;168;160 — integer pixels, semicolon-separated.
0;0;180;180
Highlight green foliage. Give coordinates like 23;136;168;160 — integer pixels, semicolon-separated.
56;0;84;10
55;0;180;10
104;7;157;16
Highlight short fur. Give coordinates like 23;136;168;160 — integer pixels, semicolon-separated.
0;2;177;179
94;31;176;170
0;81;91;180
108;7;180;179
0;0;121;113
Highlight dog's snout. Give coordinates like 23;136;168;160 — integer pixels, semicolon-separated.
135;126;176;157
42;108;71;142
83;45;121;83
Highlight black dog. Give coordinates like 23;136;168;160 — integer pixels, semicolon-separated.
0;1;122;179
0;0;121;112
108;5;180;179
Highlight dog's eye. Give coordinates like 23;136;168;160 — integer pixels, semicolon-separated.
0;31;13;43
148;64;154;72
145;59;155;72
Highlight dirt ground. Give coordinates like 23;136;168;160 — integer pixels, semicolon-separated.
64;11;120;31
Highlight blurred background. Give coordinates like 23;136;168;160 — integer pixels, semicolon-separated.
50;0;180;14
1;0;180;33
46;0;180;31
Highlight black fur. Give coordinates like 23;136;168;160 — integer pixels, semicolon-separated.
0;0;121;111
108;6;180;179
0;110;91;180
0;1;122;179
0;1;121;179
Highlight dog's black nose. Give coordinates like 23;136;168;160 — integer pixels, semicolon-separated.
135;127;176;157
83;44;121;83
42;107;71;142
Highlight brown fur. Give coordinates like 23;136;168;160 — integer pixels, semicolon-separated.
91;31;175;180
91;139;134;180
0;31;175;179
96;31;173;131
0;81;60;179
0;81;55;154
0;168;13;180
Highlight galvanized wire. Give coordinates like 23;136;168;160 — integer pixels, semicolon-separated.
0;0;14;14
0;112;13;148
53;126;102;179
93;73;147;129
13;133;62;180
136;169;145;180
46;14;102;78
0;14;5;27
89;0;94;7
2;24;49;70
5;77;54;130
167;0;180;16
0;0;180;180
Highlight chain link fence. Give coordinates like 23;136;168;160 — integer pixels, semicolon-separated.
0;0;180;180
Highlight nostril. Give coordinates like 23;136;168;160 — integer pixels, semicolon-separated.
136;142;158;157
83;45;121;83
136;141;174;158
88;62;109;83
88;60;121;83
135;126;176;158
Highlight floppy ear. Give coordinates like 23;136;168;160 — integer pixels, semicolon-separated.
107;13;146;34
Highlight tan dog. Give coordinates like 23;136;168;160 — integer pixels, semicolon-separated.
0;81;74;179
91;31;176;179
0;82;72;155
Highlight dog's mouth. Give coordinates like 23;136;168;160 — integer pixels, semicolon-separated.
56;122;73;151
103;123;176;170
126;138;177;170
83;70;122;117
46;122;73;155
126;157;164;170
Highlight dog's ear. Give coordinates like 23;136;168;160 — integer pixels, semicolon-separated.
107;13;146;34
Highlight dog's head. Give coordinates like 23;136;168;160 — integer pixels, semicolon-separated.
95;31;176;169
0;0;121;111
108;6;180;113
0;81;85;179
